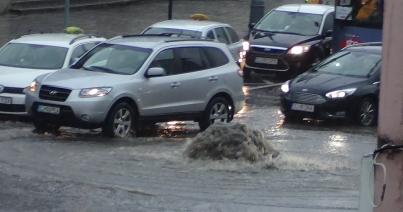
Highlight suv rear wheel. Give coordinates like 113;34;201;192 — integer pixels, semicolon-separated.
103;102;135;138
199;97;231;131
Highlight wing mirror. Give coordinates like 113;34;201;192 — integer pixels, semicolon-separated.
325;30;333;37
248;22;256;30
146;67;166;77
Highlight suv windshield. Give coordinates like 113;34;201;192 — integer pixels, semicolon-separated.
80;43;151;75
0;43;68;69
143;27;202;38
255;10;323;36
316;50;381;77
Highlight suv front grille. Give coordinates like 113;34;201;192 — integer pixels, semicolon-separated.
250;46;287;55
39;85;71;102
289;92;326;104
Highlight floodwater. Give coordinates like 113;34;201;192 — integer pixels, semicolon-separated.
0;84;376;212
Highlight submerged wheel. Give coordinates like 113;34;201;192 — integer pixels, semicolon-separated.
103;102;135;138
357;98;377;127
32;119;60;135
199;97;231;131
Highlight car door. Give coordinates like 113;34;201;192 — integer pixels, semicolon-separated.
321;12;334;56
138;48;186;116
224;27;242;61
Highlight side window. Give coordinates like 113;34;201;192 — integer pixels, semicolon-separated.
214;27;230;45
206;30;215;40
69;45;86;65
203;47;229;68
150;49;176;75
176;47;209;73
322;12;334;34
225;27;239;44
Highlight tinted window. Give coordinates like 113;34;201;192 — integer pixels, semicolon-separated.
80;43;151;75
206;30;215;40
203;47;229;68
0;43;68;69
70;45;86;65
316;50;381;77
143;27;202;38
150;49;176;75
225;27;239;43
255;10;323;36
214;27;230;44
176;47;209;73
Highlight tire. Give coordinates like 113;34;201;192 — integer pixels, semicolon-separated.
103;102;135;138
32;119;60;135
357;98;377;127
199;97;231;131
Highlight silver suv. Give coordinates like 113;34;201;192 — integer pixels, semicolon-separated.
25;35;244;137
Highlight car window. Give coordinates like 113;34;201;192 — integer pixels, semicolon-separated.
255;10;323;36
176;47;209;73
143;27;202;38
206;30;215;40
150;49;176;75
316;50;381;77
0;43;68;69
203;47;229;68
80;43;151;75
70;45;86;65
322;12;334;34
214;27;230;44
225;27;240;43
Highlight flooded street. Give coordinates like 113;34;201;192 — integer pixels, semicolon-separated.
0;83;376;212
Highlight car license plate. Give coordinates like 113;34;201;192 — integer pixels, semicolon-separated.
37;105;60;115
291;103;315;112
0;96;12;104
255;57;278;65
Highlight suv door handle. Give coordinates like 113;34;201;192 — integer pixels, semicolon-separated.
208;76;218;82
170;82;181;88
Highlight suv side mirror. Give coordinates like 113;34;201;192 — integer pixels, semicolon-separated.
248;23;256;30
146;67;166;77
324;30;333;37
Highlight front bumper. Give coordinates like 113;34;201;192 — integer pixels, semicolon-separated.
26;89;113;128
0;93;26;115
280;94;357;120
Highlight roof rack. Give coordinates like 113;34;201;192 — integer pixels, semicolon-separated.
108;33;214;43
164;38;214;43
69;34;98;45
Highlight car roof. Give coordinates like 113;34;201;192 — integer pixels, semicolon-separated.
107;35;221;49
275;4;334;15
147;19;230;32
346;45;382;54
10;33;105;48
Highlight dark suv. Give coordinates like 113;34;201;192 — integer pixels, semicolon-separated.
242;4;334;78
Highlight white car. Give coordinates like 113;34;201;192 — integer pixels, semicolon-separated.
0;33;105;115
142;19;243;61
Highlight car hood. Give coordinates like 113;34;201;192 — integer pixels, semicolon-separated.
0;65;57;88
250;31;319;49
290;72;368;93
40;68;129;89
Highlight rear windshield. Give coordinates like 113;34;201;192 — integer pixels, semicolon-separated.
316;50;381;77
255;10;323;36
143;27;202;38
0;43;68;69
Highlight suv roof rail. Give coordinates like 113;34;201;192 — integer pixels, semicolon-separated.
164;38;214;43
343;42;382;49
109;33;206;41
69;34;98;45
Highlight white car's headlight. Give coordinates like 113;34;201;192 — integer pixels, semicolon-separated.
288;45;310;55
28;80;39;93
325;88;357;99
242;41;250;51
281;80;290;93
80;87;112;97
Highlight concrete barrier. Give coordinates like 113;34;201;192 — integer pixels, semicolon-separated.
0;0;10;14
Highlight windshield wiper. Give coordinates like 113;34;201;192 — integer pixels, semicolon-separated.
83;66;118;74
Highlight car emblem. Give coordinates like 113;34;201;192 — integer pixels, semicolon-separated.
49;90;58;95
0;85;4;93
302;89;308;92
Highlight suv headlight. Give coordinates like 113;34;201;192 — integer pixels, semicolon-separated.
80;87;112;97
281;80;290;93
325;88;356;99
288;45;310;55
242;41;250;51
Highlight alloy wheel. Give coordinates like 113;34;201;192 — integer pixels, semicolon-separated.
113;108;132;137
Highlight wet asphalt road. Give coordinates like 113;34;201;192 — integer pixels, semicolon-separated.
0;81;376;212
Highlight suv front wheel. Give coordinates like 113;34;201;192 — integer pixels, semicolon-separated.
103;102;135;138
199;97;231;131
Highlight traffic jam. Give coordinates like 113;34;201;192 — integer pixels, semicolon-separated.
0;0;386;211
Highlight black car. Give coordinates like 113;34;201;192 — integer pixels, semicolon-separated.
280;43;382;126
242;4;334;78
